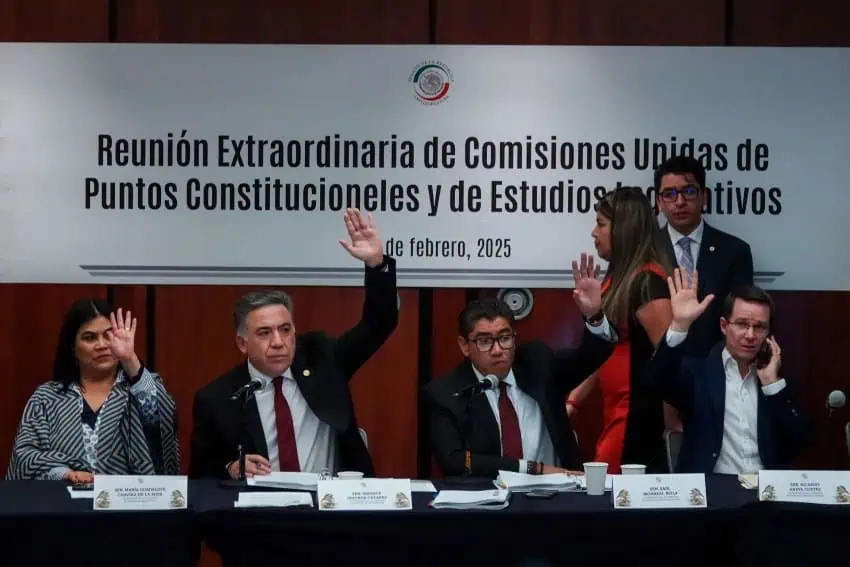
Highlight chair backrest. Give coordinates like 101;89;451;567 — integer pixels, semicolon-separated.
359;427;368;449
664;429;683;472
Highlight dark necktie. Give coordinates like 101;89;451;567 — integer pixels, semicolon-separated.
273;376;300;472
498;381;523;460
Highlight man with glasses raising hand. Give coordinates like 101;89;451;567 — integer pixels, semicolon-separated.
425;255;616;478
649;269;809;474
654;156;754;358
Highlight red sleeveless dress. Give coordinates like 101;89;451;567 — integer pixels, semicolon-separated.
594;263;667;473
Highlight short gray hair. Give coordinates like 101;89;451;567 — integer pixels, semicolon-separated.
234;290;294;336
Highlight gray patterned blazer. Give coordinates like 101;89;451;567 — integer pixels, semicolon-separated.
5;368;179;480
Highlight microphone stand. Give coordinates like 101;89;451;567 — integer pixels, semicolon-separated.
453;389;490;486
221;385;261;489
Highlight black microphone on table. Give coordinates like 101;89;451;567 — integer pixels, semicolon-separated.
453;375;500;397
230;380;264;401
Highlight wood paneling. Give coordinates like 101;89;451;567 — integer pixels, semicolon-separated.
733;0;850;46
435;0;725;44
0;0;108;41
115;0;430;43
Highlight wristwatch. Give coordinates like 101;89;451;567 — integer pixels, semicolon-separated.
585;310;605;326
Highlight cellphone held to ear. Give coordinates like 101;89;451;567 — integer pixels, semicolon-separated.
755;336;773;369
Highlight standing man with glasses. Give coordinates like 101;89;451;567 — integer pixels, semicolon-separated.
425;256;617;478
649;272;809;474
655;156;754;358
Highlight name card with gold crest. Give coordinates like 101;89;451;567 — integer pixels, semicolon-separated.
612;474;707;510
92;475;188;511
758;470;850;505
317;478;412;511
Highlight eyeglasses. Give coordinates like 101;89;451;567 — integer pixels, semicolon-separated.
728;320;770;335
659;185;700;202
467;332;516;352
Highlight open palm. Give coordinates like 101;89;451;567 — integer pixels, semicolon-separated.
668;269;714;327
571;253;603;317
107;308;136;362
339;208;383;267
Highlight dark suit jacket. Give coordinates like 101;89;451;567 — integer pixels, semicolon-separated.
649;338;809;473
425;327;615;478
664;222;754;357
188;256;399;479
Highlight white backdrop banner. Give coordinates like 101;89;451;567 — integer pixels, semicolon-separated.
0;44;848;289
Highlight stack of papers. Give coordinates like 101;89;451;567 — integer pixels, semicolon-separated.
494;470;583;492
247;472;319;490
430;489;510;510
235;491;314;508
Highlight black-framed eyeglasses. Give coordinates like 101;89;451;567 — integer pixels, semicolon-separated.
659;185;700;202
467;332;516;352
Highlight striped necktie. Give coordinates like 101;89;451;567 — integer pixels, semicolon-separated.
677;236;695;274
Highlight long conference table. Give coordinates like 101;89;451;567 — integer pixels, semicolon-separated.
1;476;847;567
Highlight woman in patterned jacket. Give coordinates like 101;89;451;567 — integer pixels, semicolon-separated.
5;299;179;482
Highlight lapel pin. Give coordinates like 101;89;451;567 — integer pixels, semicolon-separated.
709;246;715;252
302;369;311;377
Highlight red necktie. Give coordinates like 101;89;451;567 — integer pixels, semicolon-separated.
498;381;523;459
273;376;300;472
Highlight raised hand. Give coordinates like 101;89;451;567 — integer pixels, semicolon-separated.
756;336;782;386
339;208;383;268
667;268;714;331
107;308;141;375
571;253;603;317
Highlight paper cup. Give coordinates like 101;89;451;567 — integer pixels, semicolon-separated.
620;464;646;475
336;471;364;480
583;462;608;495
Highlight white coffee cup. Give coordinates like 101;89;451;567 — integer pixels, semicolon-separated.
583;462;608;495
336;471;364;480
620;464;646;475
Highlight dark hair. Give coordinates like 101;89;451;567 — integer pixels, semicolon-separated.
722;285;775;330
233;290;294;335
458;298;515;337
53;298;113;389
653;155;706;191
595;186;673;324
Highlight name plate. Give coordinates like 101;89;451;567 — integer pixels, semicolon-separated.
612;474;707;509
92;475;188;511
317;478;412;511
758;470;850;505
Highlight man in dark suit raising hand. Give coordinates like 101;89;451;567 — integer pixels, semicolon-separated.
425;254;617;479
189;208;398;479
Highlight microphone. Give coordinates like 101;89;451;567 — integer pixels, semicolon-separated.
453;375;500;397
230;380;263;401
826;390;846;416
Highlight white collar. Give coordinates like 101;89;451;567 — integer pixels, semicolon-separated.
721;347;755;380
248;361;293;385
668;218;705;246
470;362;516;388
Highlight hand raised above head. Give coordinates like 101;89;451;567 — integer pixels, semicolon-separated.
339;208;383;268
667;268;714;331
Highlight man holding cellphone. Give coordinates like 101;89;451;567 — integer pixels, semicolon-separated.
648;270;809;474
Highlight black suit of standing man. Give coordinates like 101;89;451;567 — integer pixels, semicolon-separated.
425;255;616;479
655;156;754;358
188;209;398;480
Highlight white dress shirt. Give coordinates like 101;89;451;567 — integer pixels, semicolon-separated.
665;329;786;474
667;219;705;268
475;317;615;471
248;362;336;473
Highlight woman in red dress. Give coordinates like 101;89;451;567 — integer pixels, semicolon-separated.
567;187;678;473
